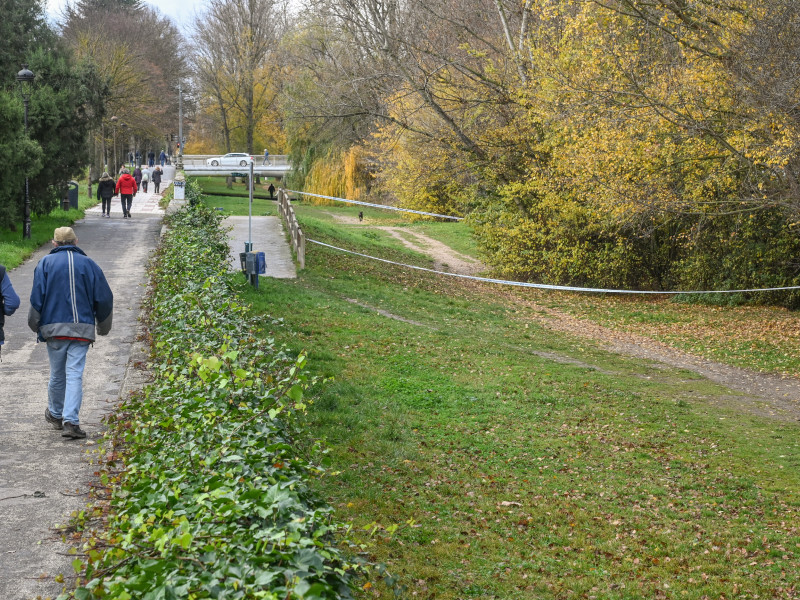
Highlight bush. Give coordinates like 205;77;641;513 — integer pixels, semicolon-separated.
64;203;356;599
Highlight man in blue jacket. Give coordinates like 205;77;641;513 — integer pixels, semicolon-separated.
29;227;114;439
0;263;21;359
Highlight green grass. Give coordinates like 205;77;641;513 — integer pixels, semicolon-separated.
241;211;800;599
0;181;95;268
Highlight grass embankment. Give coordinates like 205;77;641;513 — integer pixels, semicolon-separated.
195;176;279;216
242;204;800;599
0;183;94;268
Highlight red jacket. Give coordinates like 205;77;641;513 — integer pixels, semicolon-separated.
115;173;138;195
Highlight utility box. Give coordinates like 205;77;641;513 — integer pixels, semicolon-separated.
256;251;266;274
173;179;185;200
245;252;257;274
67;180;79;209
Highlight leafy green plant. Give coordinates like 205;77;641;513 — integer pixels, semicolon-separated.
61;203;363;599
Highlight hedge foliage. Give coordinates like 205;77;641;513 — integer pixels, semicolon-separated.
64;203;356;600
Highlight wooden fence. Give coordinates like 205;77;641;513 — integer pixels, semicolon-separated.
277;188;305;269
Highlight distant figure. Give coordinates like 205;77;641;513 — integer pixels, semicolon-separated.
132;166;142;194
263;148;270;166
0;263;21;359
152;166;163;194
128;151;134;166
358;211;363;222
115;168;137;218
268;183;275;199
159;149;166;167
96;171;116;218
135;151;141;166
148;151;155;168
29;227;113;439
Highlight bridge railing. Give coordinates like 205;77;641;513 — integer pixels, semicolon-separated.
181;154;290;166
277;188;305;269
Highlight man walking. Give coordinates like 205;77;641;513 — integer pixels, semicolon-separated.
0;263;21;359
115;168;138;218
159;149;166;167
263;148;270;165
29;227;113;439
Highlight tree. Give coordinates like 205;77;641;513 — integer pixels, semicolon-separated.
191;0;287;154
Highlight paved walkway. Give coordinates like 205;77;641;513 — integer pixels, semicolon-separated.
0;212;164;599
225;216;297;279
85;168;173;217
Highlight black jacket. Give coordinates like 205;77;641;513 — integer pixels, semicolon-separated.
151;169;162;184
97;176;116;200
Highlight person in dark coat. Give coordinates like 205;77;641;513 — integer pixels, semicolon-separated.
159;150;166;167
0;263;21;359
132;167;142;194
96;172;116;218
148;151;155;168
268;183;275;199
151;166;163;194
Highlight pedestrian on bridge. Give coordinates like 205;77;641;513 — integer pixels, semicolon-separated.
263;148;270;166
29;227;113;439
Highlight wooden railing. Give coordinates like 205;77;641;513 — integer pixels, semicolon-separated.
277;188;305;269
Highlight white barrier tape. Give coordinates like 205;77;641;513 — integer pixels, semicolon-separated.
286;190;463;221
307;239;800;295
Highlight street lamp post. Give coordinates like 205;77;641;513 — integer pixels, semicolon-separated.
16;64;34;240
177;82;183;171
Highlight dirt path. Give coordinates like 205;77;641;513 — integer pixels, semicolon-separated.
520;300;800;422
324;211;485;275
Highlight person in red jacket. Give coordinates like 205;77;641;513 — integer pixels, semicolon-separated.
115;168;138;218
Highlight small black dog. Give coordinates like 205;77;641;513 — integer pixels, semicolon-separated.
358;211;363;222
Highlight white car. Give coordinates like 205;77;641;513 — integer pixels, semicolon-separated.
206;153;255;167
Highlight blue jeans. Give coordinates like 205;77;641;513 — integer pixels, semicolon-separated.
47;339;90;425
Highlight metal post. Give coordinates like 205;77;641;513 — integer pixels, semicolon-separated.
246;160;254;254
17;64;34;240
177;83;184;171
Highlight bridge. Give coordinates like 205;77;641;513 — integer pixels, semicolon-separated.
180;155;292;178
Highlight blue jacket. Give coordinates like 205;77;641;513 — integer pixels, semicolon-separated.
28;245;113;342
1;266;21;344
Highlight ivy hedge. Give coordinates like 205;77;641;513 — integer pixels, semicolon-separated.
64;203;357;599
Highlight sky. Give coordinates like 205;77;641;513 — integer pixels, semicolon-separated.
45;0;206;29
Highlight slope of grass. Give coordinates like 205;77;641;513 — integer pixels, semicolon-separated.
241;209;800;599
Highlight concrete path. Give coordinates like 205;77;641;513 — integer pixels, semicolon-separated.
0;212;164;599
224;216;297;279
84;172;172;218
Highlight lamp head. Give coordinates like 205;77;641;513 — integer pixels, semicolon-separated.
16;64;34;99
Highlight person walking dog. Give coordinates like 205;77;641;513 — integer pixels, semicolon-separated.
115;168;137;218
29;227;113;439
0;264;21;360
96;172;116;217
